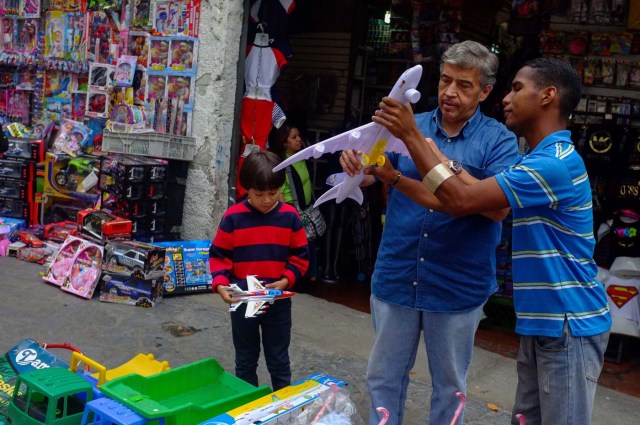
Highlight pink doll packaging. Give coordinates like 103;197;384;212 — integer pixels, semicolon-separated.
42;235;85;286
113;55;138;87
61;243;104;299
169;37;198;72
148;36;170;69
166;72;193;106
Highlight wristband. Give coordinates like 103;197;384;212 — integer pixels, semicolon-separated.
422;163;453;193
390;171;402;186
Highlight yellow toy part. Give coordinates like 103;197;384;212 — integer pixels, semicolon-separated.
69;352;170;388
359;139;388;167
101;353;170;382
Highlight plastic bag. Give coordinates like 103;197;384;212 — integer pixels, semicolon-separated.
293;384;364;425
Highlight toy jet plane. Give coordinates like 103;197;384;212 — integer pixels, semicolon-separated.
273;65;423;207
225;275;295;318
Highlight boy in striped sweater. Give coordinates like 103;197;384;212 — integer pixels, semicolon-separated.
209;150;309;390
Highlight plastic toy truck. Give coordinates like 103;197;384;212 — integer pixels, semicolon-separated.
80;397;158;425
99;358;271;425
6;367;94;425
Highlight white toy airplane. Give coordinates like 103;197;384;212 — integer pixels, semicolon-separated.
273;65;423;207
225;275;295;318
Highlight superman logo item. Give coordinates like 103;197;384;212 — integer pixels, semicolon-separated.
606;285;639;308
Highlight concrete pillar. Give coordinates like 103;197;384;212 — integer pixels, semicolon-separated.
180;0;245;240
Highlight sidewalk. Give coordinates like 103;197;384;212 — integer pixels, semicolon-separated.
0;256;637;424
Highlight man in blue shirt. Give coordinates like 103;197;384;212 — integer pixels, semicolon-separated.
372;58;611;425
341;41;518;425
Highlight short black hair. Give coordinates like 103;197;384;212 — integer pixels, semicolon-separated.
239;150;286;191
522;57;582;120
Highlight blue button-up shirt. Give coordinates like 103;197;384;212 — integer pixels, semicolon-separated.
372;107;519;312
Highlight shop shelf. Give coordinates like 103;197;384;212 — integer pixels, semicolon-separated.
102;130;196;161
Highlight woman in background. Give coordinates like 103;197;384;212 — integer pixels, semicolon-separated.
275;125;319;283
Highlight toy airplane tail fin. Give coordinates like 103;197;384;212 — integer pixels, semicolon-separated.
313;184;363;208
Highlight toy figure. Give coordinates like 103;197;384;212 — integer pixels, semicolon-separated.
168;76;190;103
115;63;132;83
23;0;39;15
146;75;166;100
156;10;168;33
149;39;169;66
18;19;37;53
3;18;15;50
171;41;193;68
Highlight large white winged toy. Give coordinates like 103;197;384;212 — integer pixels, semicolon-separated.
273;65;423;207
225;275;295;318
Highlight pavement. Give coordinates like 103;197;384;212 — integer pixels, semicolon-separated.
0;255;638;425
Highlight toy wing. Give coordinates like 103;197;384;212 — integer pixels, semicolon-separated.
273;64;422;174
244;300;266;318
273;122;409;173
246;275;264;291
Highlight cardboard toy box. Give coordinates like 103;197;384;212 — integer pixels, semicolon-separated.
4;138;46;162
201;374;347;425
99;272;163;307
103;239;165;278
155;240;212;295
0;338;68;424
43;153;101;200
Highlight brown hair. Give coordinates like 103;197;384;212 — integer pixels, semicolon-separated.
239;150;286;191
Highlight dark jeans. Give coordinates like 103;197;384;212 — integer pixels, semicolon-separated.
230;298;292;391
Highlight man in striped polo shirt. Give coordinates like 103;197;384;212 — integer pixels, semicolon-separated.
371;57;611;425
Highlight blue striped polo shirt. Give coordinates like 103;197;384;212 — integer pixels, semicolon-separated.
495;130;611;337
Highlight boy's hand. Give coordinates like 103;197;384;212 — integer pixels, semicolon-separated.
216;285;237;304
265;278;289;291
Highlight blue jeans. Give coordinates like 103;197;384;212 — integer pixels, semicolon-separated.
511;320;609;425
367;296;484;425
230;298;292;391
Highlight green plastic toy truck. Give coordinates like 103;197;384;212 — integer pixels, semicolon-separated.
6;368;93;425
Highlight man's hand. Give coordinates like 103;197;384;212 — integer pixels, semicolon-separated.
266;278;289;291
372;97;420;142
364;155;398;185
339;149;363;177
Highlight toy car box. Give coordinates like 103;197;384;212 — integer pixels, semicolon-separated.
155;240;212;295
0;177;32;201
77;208;132;244
99;272;163;307
0;217;26;240
0;338;69;424
4;138;46;162
0;158;35;181
43;152;101;197
200;374;348;425
43;220;79;242
0;197;30;220
100;154;147;184
103;239;165;278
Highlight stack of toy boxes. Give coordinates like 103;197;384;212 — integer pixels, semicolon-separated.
42;152;101;223
99;239;166;307
0;137;46;225
99;154;169;241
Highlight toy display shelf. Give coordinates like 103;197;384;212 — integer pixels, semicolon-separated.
102;130;196;161
99;357;271;425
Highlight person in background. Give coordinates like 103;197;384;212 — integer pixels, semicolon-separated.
340;40;519;424
209;150;309;391
372;57;611;425
275;125;320;282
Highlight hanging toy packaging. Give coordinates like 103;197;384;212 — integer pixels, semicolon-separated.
113;55;138;87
